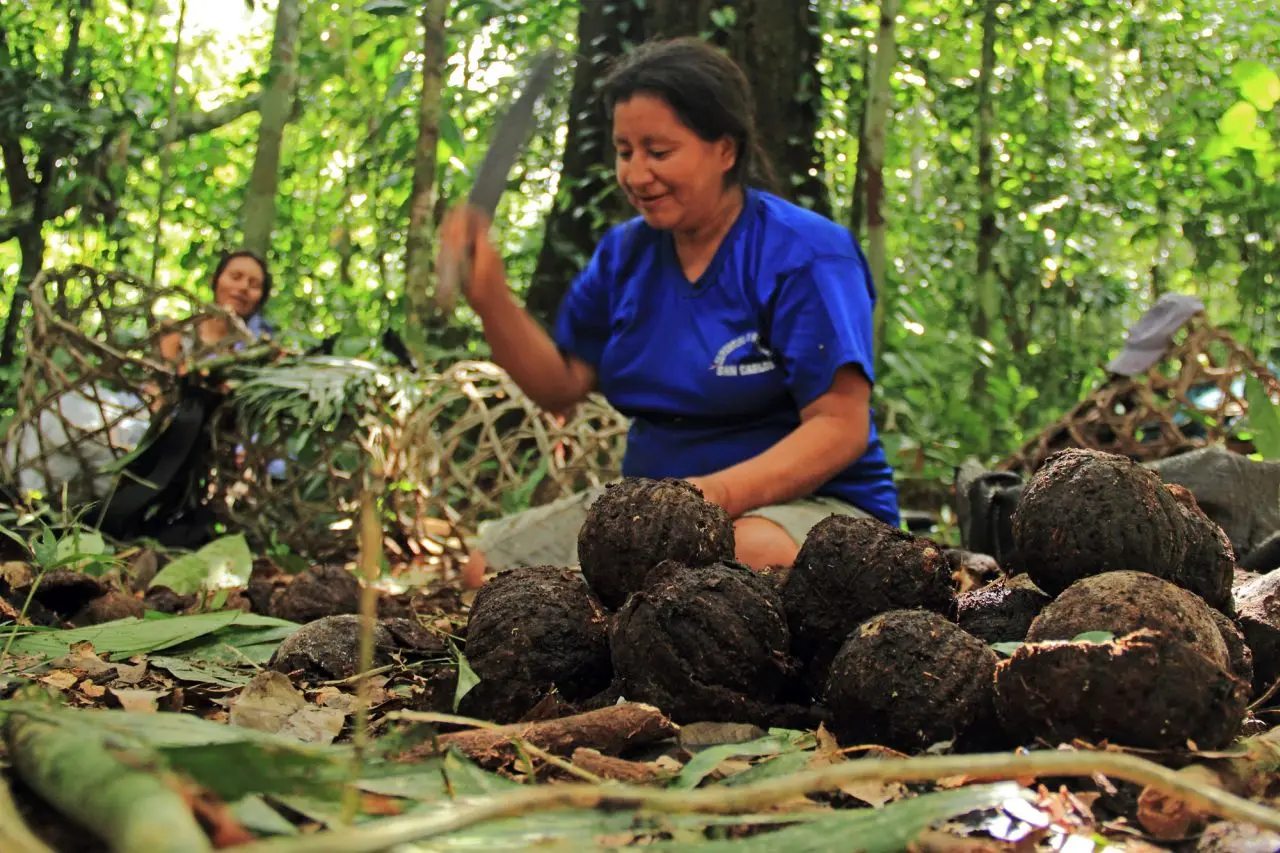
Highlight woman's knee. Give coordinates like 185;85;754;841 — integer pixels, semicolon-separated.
732;517;800;571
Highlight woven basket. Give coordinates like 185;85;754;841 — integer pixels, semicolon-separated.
1;265;241;506
209;358;630;558
1001;315;1280;475
402;360;630;528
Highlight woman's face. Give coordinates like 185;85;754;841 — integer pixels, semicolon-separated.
613;93;737;232
214;255;266;318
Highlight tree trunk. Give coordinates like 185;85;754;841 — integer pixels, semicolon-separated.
863;0;900;359
973;0;1000;390
0;1;88;367
241;0;302;256
402;0;449;346
149;0;187;285
848;39;873;241
523;2;643;322
643;0;829;212
0;3;258;366
0;229;47;369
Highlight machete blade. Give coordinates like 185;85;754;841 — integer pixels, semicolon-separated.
436;49;561;312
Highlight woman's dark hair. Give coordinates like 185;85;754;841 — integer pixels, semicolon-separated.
210;249;272;314
600;37;780;193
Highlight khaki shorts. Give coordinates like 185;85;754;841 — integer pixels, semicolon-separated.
470;484;871;571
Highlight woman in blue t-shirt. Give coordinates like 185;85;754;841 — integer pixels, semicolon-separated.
439;37;899;586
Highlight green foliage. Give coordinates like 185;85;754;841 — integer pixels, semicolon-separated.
0;697;1036;849
673;730;815;789
5;611;297;659
148;533;255;595
1244;377;1280;460
450;639;481;712
3;0;1277;483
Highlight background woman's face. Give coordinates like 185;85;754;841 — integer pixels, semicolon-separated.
214;255;266;317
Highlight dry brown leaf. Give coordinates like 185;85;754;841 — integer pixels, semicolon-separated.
839;777;909;808
0;595;23;624
281;706;347;744
108;688;166;713
113;661;149;686
230;670;348;745
39;671;80;691
813;723;842;761
360;792;406;816
79;682;106;699
0;561;33;588
699;758;753;781
50;642;117;678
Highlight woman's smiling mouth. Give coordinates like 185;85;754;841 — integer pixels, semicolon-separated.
634;193;668;211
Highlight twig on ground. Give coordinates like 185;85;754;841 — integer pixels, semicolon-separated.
519;741;604;784
232;748;1280;853
570;748;671;784
1248;676;1280;712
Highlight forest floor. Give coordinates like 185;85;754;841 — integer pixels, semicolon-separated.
1;462;1279;853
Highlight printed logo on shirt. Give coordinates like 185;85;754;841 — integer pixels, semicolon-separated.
712;332;778;377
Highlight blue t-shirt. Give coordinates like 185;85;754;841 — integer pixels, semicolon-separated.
553;188;900;527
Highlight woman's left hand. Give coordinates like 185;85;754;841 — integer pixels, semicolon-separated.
686;476;732;515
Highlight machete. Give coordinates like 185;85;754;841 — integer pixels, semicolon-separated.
436;49;560;311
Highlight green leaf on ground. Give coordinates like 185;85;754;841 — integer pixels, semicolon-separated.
168;624;299;665
148;656;255;688
0;701;351;802
451;641;480;712
6;612;297;658
149;534;255;594
674;733;811;789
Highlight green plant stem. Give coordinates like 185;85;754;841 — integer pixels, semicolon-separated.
232;748;1280;853
5;711;214;853
0;570;47;667
340;465;385;824
0;772;57;853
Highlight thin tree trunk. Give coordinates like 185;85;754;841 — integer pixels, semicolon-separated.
864;0;900;359
973;0;1000;395
0;230;46;368
241;0;302;256
524;2;642;322
0;1;87;365
402;0;448;344
848;40;873;241
150;0;187;284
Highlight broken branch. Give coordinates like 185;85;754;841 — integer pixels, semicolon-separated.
571;748;670;784
389;702;678;768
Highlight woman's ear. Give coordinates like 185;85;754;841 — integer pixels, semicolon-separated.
717;136;738;175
